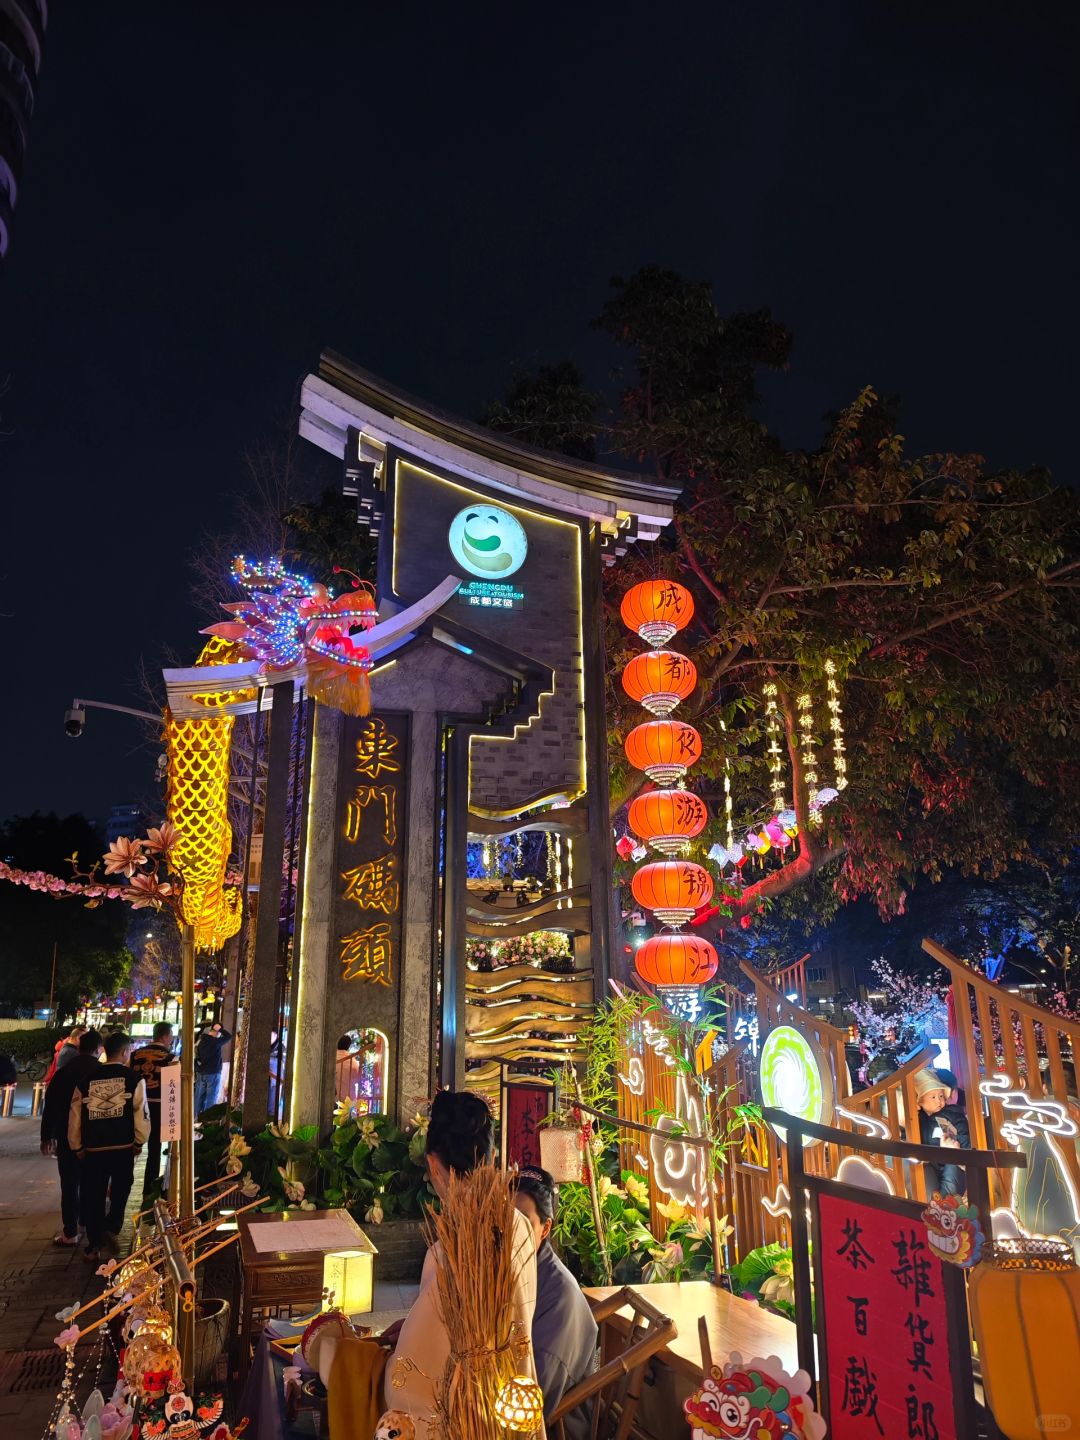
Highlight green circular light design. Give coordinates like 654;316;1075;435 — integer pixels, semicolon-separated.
759;1024;830;1147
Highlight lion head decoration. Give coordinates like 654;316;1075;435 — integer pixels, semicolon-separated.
921;1191;985;1268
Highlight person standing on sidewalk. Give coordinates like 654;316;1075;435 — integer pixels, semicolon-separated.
130;1022;175;1201
68;1032;149;1261
40;1029;104;1247
194;1023;231;1115
46;1025;86;1083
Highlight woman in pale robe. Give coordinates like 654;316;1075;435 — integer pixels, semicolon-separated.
385;1090;541;1438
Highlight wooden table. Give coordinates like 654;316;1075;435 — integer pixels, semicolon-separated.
583;1281;800;1381
237;1208;374;1381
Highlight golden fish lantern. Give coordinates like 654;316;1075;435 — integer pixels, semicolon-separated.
968;1237;1080;1440
494;1375;544;1435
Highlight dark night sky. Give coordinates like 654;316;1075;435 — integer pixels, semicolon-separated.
1;2;1076;824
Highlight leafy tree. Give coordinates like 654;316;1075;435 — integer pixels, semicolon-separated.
0;814;133;1018
485;267;1080;933
479;361;598;461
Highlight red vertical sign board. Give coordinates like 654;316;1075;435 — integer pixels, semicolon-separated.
818;1190;957;1440
504;1085;549;1169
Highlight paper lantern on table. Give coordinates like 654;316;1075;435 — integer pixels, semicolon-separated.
631;860;713;926
620;579;694;647
634;933;718;988
322;1242;376;1318
624;720;702;786
621;650;698;716
628;788;708;855
969;1238;1080;1440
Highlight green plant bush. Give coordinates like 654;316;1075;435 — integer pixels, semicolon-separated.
0;1027;63;1062
193;1103;434;1222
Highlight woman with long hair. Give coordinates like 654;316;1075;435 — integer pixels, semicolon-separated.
385;1091;540;1436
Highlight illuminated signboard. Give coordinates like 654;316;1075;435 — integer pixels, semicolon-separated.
457;580;525;611
759;1024;833;1146
448;505;528;579
338;715;406;988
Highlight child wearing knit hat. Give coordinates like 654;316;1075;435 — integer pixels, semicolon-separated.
913;1065;970;1196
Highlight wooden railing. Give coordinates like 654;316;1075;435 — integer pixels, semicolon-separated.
835;1044;940;1199
923;937;1080;1210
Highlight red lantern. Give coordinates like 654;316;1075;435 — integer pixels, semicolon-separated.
631;860;713;926
621;650;698;716
624;720;702;785
620;580;694;648
627;789;708;856
634;933;718;988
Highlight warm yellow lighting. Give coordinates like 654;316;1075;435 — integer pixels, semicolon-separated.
824;659;848;791
762;682;786;811
322;1242;377;1317
494;1375;544;1432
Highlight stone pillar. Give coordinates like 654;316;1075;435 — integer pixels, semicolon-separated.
288;702;343;1132
397;706;438;1114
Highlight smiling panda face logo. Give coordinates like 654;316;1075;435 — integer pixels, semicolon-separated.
448;505;528;579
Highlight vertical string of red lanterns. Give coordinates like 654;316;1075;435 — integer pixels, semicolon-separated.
618;580;718;1021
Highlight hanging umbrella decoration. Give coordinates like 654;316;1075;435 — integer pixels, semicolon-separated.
617;579;718;1021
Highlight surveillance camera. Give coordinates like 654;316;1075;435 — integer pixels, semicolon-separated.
64;706;85;738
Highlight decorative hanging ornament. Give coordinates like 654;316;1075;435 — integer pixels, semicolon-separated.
620;579;694;648
628;788;708;856
624;720;702;786
719;718;736;854
631;860;713;927
634;932;718;988
621;650;698;716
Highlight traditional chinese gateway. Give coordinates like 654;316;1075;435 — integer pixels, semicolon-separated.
288;355;680;1125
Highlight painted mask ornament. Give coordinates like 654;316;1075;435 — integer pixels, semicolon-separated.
684;1356;825;1440
447;505;528;578
921;1191;985;1267
374;1412;415;1440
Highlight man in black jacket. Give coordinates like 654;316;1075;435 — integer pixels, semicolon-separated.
40;1029;104;1247
130;1022;175;1201
194;1023;231;1115
68;1031;150;1260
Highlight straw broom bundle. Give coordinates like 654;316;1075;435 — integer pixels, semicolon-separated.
428;1162;533;1440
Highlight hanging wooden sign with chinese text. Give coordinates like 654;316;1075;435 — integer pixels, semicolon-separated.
813;1186;973;1440
336;713;408;988
503;1083;550;1169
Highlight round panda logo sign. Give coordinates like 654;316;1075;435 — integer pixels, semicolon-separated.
448;505;528;579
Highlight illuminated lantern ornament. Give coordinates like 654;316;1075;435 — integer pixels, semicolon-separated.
631;861;713;927
624;720;702;786
628;789;708;856
620;579;694;648
494;1375;545;1433
969;1238;1080;1440
634;933;718;988
758;1024;833;1146
621;650;698;716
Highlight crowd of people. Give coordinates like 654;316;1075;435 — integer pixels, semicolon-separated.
38;1018;233;1260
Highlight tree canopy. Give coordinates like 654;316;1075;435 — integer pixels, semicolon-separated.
485;267;1080;934
0;813;133;1018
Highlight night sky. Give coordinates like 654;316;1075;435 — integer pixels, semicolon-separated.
1;2;1076;824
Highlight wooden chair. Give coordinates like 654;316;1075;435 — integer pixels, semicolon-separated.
547;1286;677;1440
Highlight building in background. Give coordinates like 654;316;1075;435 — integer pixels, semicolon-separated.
106;803;145;846
0;0;46;260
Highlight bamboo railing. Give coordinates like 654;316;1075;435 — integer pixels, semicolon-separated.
923;937;1080;1209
